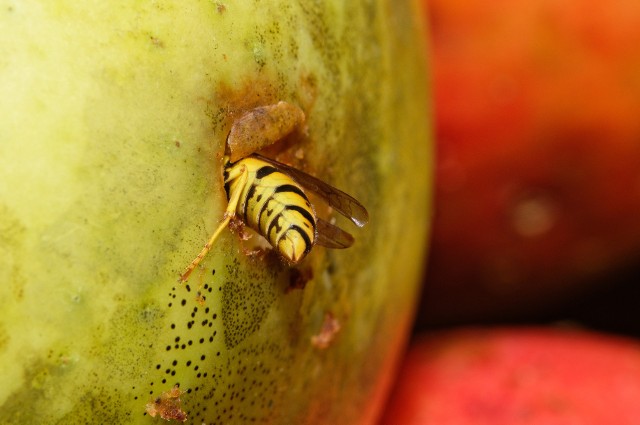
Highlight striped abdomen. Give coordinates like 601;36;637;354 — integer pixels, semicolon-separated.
224;156;316;263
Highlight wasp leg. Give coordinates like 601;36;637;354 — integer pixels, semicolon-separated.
178;164;248;283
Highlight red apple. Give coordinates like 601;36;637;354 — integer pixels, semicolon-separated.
381;327;640;425
420;0;640;324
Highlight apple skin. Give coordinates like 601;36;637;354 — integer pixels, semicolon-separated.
381;327;640;425
0;1;432;423
419;0;640;324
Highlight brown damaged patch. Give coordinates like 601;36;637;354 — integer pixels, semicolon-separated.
311;313;341;349
211;78;281;135
226;101;306;162
215;2;226;14
194;291;206;306
145;385;187;422
228;217;272;262
287;267;313;292
210;76;318;167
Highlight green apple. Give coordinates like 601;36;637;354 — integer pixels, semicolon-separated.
0;1;432;423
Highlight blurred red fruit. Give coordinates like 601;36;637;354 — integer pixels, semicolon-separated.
381;327;640;425
420;0;640;324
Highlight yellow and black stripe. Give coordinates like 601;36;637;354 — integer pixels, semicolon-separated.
224;156;316;263
179;102;368;284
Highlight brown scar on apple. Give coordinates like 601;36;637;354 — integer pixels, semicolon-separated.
195;291;206;306
311;312;341;349
228;216;271;261
225;101;307;162
228;216;252;241
145;385;187;422
211;75;317;164
287;267;313;292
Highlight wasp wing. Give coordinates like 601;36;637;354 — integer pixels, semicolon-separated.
252;154;369;227
315;218;355;249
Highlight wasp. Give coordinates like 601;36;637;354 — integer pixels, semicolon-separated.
179;102;368;283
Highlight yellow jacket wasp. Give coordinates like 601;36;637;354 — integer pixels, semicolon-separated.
179;102;368;283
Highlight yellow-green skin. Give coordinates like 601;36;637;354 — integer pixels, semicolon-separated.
0;1;432;424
